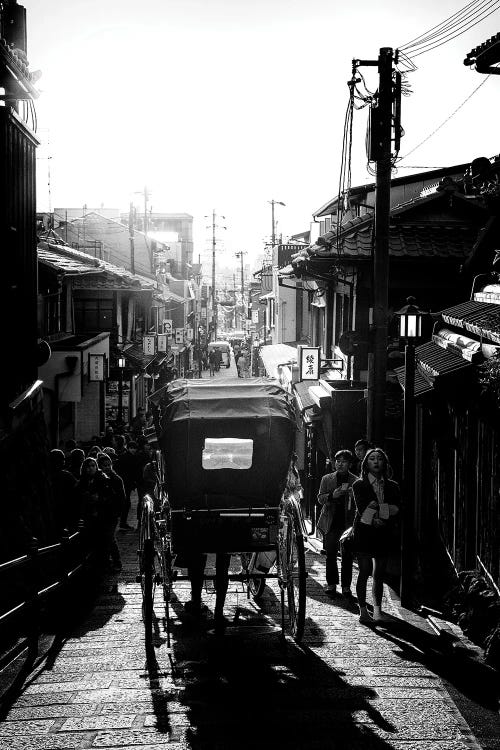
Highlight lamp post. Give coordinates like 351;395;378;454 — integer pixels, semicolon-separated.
269;200;285;247
396;296;424;609
117;356;126;428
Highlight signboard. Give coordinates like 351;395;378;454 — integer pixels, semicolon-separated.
89;353;106;382
162;319;173;336
157;333;168;352
143;335;156;355
298;345;320;381
175;328;184;344
185;327;194;341
252;310;259;323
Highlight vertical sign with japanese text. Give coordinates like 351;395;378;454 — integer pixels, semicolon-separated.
163;319;173;337
298;345;320;381
157;333;168;352
89;353;105;381
143;335;156;355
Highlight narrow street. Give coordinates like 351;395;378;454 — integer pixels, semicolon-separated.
1;489;498;750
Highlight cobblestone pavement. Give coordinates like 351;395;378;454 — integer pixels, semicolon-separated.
1;367;498;749
1;508;498;750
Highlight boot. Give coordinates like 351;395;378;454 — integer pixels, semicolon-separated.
358;605;372;624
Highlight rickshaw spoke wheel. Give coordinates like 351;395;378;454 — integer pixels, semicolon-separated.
240;553;267;600
141;538;155;642
283;508;306;641
249;575;266;599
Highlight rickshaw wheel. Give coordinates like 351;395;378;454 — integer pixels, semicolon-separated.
240;553;266;599
142;538;155;642
248;574;266;599
281;506;306;641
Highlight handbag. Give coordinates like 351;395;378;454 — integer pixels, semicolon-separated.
339;525;354;553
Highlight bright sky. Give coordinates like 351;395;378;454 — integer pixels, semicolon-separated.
25;0;499;268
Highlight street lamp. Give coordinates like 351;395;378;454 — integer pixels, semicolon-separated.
117;356;126;428
395;295;424;608
269;200;285;247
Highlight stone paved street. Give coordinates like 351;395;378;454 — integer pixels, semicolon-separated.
1;503;498;750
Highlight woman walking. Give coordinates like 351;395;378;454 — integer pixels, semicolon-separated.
77;457;121;571
352;448;401;624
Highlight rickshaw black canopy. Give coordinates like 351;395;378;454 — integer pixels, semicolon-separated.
149;378;296;510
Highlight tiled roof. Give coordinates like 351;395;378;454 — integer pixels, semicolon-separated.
72;272;154;292
38;242;156;291
393;364;434;397
38;244;101;275
310;223;476;260
395;340;473;397
440;300;500;344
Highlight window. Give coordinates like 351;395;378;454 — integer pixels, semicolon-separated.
74;296;113;331
202;438;253;470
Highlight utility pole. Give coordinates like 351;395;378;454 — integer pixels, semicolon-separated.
212;209;217;341
205;210;227;341
372;47;393;447
128;202;135;275
143;185;153;273
235;251;247;329
357;48;395;447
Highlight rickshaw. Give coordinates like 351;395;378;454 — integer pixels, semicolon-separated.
137;378;307;644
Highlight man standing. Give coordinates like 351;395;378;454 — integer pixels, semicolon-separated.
115;441;140;529
208;348;217;376
317;449;358;599
353;438;371;476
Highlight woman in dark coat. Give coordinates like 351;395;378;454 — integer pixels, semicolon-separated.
352;448;401;625
77;457;121;570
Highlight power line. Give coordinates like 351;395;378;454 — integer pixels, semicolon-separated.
401;0;493;50
400;0;499;52
399;74;491;160
399;0;500;59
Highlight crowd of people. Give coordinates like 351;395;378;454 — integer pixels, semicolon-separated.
317;439;401;626
51;415;400;625
50;409;157;572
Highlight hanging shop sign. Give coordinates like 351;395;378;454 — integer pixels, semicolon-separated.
298;345;320;381
157;333;168;352
185;327;194;341
162;319;173;336
88;353;106;382
175;328;184;344
143;335;156;355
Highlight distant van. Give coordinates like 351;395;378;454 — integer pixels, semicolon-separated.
207;340;231;368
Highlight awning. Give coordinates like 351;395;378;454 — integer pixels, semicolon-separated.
440;300;500;344
122;343;169;372
394;340;473;397
293;379;320;414
259;343;297;379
